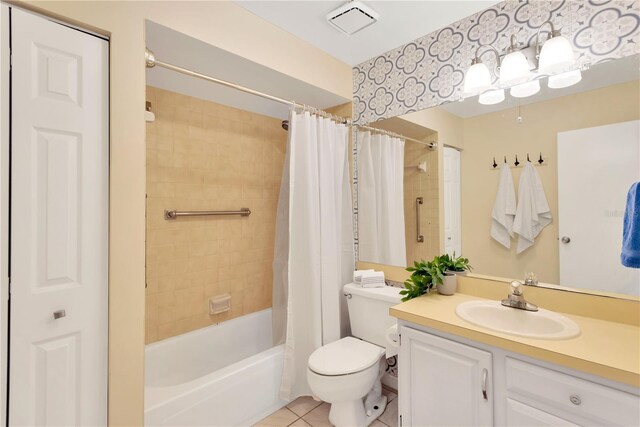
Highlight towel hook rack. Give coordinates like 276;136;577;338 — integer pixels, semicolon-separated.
491;153;547;169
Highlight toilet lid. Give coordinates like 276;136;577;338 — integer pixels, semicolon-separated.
308;337;384;376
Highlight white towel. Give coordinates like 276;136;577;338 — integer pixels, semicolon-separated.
360;270;386;288
490;163;516;248
513;162;552;254
353;269;374;284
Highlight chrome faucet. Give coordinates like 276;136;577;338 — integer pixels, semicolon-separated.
501;280;539;312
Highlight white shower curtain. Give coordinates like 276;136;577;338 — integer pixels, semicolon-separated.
357;131;406;266
273;110;354;400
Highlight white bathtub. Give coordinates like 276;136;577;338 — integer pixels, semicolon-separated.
145;309;287;426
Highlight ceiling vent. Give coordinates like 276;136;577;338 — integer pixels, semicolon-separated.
326;1;379;36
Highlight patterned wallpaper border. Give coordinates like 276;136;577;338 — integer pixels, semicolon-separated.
353;0;640;124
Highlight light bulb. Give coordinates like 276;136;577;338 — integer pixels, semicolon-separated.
479;89;505;105
510;80;540;98
548;69;582;89
539;35;575;75
463;62;492;95
499;50;531;87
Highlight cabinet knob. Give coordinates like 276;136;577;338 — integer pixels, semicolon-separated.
561;236;571;244
569;394;581;405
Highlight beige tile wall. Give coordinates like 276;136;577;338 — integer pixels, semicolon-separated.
404;134;440;265
145;86;286;343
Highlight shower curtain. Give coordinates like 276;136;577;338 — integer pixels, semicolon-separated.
357;131;406;266
273;110;354;400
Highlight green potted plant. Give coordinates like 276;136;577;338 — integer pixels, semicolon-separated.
437;252;472;295
400;259;434;302
400;256;449;301
400;254;473;300
441;252;472;276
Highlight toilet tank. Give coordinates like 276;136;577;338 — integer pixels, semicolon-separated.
344;283;402;348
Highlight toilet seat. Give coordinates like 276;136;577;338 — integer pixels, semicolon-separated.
308;337;384;376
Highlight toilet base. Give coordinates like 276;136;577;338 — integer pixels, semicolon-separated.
328;395;387;427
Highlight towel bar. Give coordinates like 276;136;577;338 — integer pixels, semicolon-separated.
164;208;251;220
416;197;424;243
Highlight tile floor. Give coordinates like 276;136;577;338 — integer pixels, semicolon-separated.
254;388;398;427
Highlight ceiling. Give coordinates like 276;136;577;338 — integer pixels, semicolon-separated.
145;21;350;120
234;0;499;66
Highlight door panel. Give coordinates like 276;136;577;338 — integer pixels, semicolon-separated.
558;121;640;295
10;8;108;426
399;327;493;426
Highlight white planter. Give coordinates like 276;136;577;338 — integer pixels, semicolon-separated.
447;270;467;276
437;273;457;295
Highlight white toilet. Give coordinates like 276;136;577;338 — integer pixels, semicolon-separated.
307;283;401;427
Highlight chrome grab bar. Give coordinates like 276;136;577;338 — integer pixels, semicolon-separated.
416;197;424;243
164;208;251;220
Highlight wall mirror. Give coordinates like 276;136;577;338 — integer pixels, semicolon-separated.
356;53;640;298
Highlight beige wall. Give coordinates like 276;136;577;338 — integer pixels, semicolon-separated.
325;102;353;119
145;86;284;343
15;1;352;424
461;80;640;283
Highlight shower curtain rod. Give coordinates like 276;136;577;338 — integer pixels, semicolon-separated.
144;48;350;125
357;125;438;149
144;48;436;149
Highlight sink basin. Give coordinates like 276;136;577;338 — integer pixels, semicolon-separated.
455;300;581;340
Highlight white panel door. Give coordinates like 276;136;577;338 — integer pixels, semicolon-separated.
10;8;108;426
399;327;493;426
443;147;461;256
558;121;640;295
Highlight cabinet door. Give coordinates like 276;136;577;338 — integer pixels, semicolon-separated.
399;327;493;426
506;399;579;426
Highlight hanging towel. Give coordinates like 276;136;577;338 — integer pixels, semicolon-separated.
490;163;516;248
513;162;552;254
621;182;640;268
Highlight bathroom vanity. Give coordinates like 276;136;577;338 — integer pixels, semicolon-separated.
390;291;640;427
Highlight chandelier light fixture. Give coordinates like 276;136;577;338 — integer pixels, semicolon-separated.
462;20;581;106
548;69;582;89
479;89;505;106
499;36;533;88
463;45;501;96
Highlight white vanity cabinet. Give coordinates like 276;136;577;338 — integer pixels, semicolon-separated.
398;327;493;426
398;324;640;427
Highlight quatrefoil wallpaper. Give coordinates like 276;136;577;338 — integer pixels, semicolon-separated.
353;0;640;124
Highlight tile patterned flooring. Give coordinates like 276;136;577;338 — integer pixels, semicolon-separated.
254;388;398;427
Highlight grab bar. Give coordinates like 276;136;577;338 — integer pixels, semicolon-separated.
416;197;424;243
164;208;251;220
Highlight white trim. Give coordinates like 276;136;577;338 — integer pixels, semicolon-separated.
1;2;109;40
0;4;10;425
